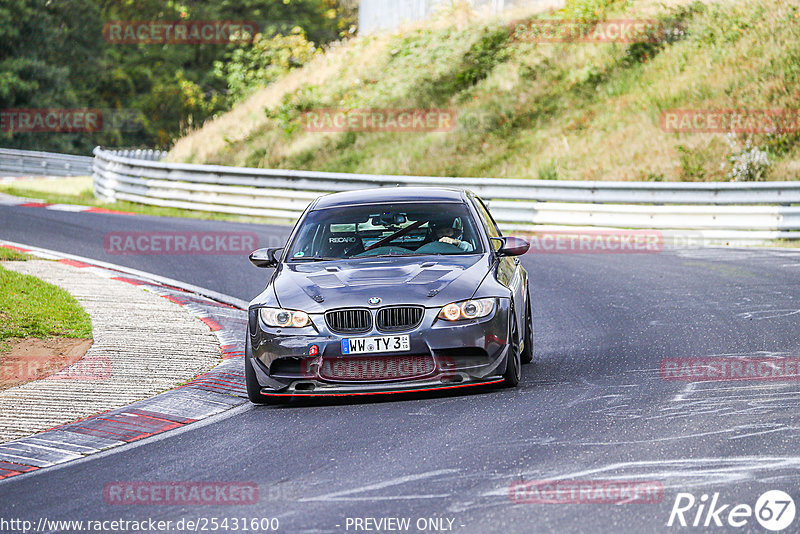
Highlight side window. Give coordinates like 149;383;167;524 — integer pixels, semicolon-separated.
473;198;502;250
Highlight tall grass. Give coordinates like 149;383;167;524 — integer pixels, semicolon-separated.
168;0;800;182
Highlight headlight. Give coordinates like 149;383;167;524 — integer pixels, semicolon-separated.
437;298;495;321
260;307;312;328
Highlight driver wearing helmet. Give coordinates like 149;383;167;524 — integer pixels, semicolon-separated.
429;217;474;252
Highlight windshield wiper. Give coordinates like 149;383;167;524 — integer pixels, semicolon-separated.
289;257;340;262
358;253;417;258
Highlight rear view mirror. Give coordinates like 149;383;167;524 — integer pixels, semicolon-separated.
495;237;530;257
375;212;407;226
250;247;283;268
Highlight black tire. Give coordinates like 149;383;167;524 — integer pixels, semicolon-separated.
502;311;521;388
245;336;277;405
520;288;534;365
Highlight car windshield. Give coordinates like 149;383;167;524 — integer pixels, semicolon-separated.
287;202;484;261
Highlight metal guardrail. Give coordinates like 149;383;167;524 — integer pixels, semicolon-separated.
104;149;165;162
0;148;94;177
92;147;800;241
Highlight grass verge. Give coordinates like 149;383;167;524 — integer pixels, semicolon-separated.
0;263;93;354
0;177;291;226
0;248;32;261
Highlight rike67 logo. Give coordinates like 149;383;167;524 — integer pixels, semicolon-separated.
668;490;796;531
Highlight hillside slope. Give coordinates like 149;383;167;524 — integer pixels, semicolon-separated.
168;0;800;182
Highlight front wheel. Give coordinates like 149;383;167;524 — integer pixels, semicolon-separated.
502;312;521;388
245;336;278;405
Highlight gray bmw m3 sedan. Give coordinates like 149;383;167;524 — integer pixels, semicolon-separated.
245;187;532;402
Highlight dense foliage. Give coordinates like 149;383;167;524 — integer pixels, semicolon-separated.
0;0;355;153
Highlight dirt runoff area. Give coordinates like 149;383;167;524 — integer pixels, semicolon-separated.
0;338;93;392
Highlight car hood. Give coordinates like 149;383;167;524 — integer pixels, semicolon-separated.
270;255;493;312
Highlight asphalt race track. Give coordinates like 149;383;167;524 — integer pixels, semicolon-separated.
2;203;800;533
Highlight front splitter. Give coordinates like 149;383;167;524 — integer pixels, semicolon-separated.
259;377;505;397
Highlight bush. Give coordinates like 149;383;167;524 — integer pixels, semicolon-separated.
215;28;319;103
537;160;559;180
726;134;771;182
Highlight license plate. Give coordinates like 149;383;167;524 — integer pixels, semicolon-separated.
341;335;410;355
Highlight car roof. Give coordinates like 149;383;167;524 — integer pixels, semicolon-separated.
311;187;469;210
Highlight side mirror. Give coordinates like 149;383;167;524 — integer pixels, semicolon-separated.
250;247;283;268
495;237;530;257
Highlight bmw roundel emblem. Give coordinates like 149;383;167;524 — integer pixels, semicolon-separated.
369;297;382;306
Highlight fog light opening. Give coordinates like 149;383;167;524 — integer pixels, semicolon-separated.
441;374;464;384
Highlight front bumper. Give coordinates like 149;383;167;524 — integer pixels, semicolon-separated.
247;301;511;396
